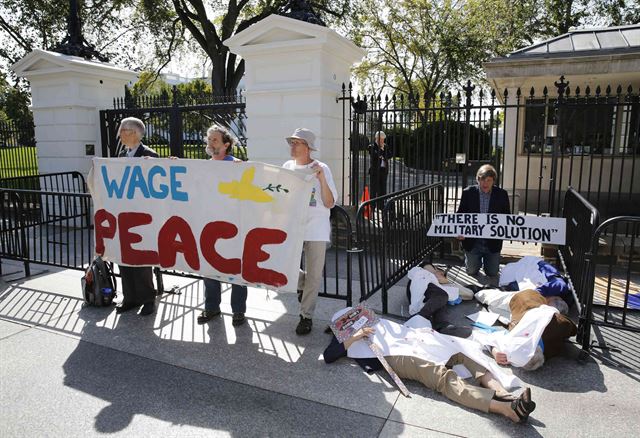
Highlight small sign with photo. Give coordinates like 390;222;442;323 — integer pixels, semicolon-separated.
329;303;379;343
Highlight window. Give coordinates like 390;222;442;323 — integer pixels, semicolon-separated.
522;98;638;156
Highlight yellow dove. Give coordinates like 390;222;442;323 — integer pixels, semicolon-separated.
218;166;274;203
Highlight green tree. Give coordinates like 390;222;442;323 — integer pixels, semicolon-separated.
139;0;350;93
352;0;533;98
0;1;184;79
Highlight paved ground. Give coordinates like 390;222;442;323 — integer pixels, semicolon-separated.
1;258;639;437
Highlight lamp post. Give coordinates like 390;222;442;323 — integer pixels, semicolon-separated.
548;76;569;216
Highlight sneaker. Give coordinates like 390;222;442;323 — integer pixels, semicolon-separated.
232;312;246;326
295;316;313;335
197;309;221;324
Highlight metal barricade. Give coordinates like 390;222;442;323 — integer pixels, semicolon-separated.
356;182;444;313
580;216;640;351
559;187;600;325
0;188;93;273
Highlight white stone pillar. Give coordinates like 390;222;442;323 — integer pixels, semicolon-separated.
12;49;137;176
225;14;365;204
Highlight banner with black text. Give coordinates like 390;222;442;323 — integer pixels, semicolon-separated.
427;213;566;245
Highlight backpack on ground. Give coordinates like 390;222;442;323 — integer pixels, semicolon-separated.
82;256;117;306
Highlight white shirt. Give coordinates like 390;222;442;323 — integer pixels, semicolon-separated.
126;145;140;157
282;159;338;242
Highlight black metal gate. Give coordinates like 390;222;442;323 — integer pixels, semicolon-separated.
99;86;247;159
341;77;639;219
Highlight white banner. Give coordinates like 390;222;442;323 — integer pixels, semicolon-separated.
89;158;314;292
427;213;566;245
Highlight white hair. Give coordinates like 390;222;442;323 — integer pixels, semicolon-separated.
374;131;386;141
118;117;145;138
522;346;545;371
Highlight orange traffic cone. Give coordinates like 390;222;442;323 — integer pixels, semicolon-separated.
360;186;371;219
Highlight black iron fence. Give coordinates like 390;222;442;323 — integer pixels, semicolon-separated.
341;77;639;219
0;120;38;179
356;182;444;313
100;86;247;160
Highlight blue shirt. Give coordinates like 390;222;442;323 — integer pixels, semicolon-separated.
479;188;491;214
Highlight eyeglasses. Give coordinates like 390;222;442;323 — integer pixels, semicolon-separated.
288;139;307;147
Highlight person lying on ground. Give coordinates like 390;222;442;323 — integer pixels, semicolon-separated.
406;265;474;338
323;308;537;424
474;288;577;369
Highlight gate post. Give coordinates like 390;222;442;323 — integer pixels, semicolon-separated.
169;86;183;158
462;81;475;187
549;76;569;216
11;49;137;175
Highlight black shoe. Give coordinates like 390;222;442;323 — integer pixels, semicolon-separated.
232;312;246;326
197;309;221;324
295;316;312;335
297;289;303;303
510;387;536;423
116;302;140;314
139;302;155;316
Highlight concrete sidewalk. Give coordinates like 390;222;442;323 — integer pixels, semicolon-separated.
1;261;639;437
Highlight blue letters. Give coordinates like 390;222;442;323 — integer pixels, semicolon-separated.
101;164;188;201
148;165;169;198
127;166;150;199
102;165;130;198
170;166;188;202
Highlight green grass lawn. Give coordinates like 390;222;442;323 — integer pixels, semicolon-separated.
0;146;38;179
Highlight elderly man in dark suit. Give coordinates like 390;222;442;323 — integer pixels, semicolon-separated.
115;117;159;316
457;164;510;277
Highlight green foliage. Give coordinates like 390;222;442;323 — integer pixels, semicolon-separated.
350;0;640;97
0;73;32;125
0;0;184;80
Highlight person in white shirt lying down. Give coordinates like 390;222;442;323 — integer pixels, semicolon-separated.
323;308;537;424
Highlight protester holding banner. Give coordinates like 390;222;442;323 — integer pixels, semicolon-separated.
115;117;159;316
323;308;537;424
197;124;248;327
283;128;338;335
457;164;510;277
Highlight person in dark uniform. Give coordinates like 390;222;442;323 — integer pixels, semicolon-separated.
368;131;392;203
115;117;158;316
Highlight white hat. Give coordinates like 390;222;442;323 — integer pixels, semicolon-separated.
286;128;318;151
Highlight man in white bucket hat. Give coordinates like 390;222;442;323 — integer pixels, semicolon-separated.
283;128;338;335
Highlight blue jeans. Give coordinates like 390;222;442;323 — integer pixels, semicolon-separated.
465;240;500;277
203;278;247;313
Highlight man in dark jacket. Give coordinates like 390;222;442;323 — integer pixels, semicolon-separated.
115;117;159;316
457;164;510;277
